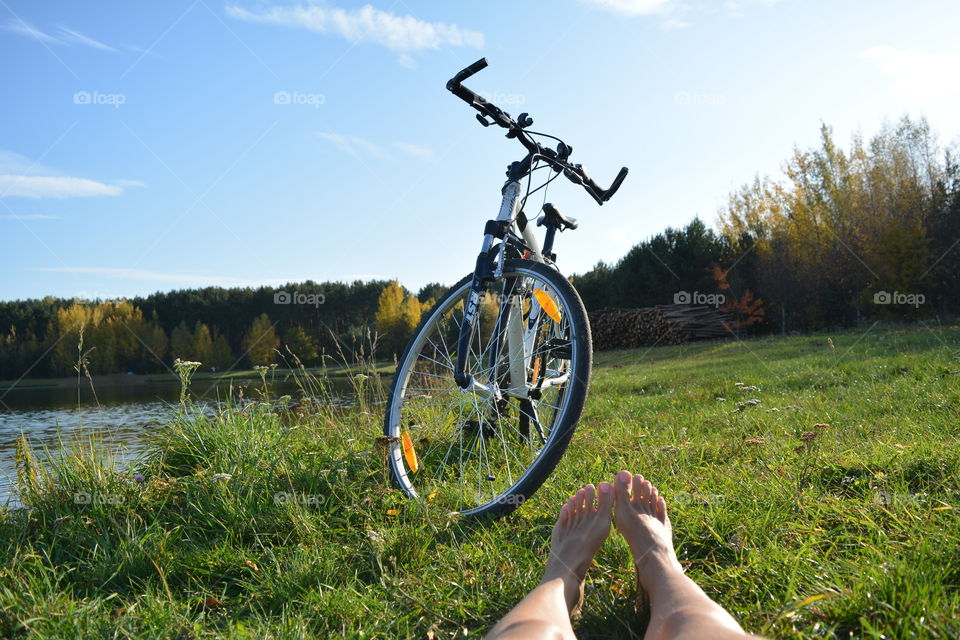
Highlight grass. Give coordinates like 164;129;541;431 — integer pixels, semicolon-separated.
1;324;959;638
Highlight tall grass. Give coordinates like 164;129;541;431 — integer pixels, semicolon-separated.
1;325;959;638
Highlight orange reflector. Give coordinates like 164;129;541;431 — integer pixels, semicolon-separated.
534;288;561;323
401;430;419;473
532;356;541;383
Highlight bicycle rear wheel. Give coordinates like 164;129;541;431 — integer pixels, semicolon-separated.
383;259;592;518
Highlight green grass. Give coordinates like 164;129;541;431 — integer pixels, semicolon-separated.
2;325;960;638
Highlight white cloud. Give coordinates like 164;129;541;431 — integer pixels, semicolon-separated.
1;19;116;51
0;149;141;199
0;213;59;220
861;45;960;102
226;3;484;51
395;142;433;161
397;53;417;69
1;18;59;43
0;176;123;199
315;132;388;158
55;25;117;52
583;0;674;16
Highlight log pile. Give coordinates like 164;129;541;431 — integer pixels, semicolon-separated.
588;304;732;351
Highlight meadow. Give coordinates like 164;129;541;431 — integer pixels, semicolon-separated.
1;325;959;639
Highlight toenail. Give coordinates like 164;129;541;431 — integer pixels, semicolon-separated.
617;470;631;483
600;483;611;494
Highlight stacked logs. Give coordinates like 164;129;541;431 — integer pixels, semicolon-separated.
588;304;732;351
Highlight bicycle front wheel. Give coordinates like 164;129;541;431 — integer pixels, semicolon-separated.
383;259;592;518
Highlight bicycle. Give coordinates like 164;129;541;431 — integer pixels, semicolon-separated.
383;58;628;518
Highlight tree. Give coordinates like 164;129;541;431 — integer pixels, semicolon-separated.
210;330;234;370
242;313;279;366
169;322;193;362
283;325;318;363
191;322;213;366
375;280;422;357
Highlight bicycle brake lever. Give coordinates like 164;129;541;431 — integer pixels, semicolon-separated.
475;114;492;127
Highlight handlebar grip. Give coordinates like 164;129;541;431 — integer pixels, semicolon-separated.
447;58;488;90
603;167;629;202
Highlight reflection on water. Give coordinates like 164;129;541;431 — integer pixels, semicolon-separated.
0;378;356;506
0;401;167;506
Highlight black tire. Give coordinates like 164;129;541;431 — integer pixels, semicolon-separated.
383;259;592;518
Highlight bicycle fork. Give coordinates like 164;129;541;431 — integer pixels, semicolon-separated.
454;179;547;400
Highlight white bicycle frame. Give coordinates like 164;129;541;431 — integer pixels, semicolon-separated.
460;179;569;401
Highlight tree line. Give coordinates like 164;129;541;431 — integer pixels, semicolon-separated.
0;280;443;379
1;116;957;379
573;116;959;332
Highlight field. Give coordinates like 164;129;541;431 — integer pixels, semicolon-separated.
2;325;959;639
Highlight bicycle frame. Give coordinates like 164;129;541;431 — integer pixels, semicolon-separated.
453;176;555;402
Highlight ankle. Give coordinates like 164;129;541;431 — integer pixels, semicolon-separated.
633;550;682;589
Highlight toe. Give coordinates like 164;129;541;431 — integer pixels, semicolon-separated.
597;481;614;513
656;495;669;525
632;474;645;505
576;488;587;513
614;470;632;505
555;502;570;530
584;484;596;512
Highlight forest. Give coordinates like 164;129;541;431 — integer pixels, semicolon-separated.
0;116;957;379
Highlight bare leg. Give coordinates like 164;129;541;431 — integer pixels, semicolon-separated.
487;482;614;640
612;470;765;640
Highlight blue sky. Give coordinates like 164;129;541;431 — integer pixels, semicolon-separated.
1;0;958;301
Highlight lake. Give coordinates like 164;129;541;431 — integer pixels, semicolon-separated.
0;377;355;506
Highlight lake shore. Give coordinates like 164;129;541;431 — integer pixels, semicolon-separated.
0;361;396;393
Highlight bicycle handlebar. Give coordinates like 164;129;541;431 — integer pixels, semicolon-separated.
446;58;628;205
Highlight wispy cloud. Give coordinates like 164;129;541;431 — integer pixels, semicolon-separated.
226;3;484;51
861;45;960;102
585;0;778;28
582;0;674;17
0;149;143;199
316;132;388;158
315;134;433;161
55;25;117;52
0;213;59;220
394;142;433;161
1;19;117;51
0;176;123;199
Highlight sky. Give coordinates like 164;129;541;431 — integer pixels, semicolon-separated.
1;0;958;302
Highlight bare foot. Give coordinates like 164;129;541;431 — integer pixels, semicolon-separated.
541;482;614;616
612;470;683;590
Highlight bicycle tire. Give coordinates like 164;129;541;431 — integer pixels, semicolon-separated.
383;259;592;518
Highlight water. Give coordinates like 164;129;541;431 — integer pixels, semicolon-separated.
0;378;353;506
